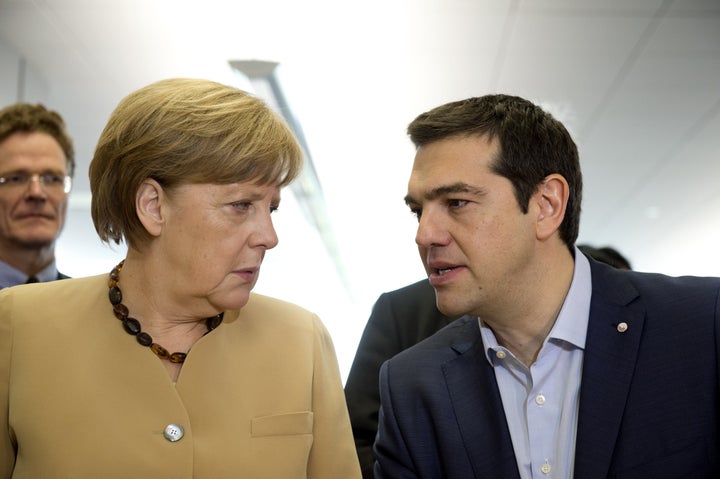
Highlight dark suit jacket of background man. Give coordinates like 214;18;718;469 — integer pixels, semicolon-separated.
375;259;720;479
345;279;456;478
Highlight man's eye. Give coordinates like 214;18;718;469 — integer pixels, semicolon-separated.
41;174;65;185
409;208;422;219
231;202;251;210
270;205;279;214
7;174;27;184
448;199;468;209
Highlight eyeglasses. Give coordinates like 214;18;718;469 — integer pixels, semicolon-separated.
0;172;72;194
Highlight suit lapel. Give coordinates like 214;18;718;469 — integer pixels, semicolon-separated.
442;319;521;479
574;265;645;479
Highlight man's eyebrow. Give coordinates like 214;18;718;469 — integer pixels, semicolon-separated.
0;167;66;175
405;182;485;205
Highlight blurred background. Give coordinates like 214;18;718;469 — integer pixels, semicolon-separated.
1;0;719;380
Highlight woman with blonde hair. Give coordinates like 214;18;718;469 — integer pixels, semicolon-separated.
0;78;361;478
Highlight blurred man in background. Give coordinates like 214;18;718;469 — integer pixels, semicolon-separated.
578;244;632;270
345;279;456;478
0;103;74;287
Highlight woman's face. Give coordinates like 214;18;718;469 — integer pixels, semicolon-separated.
155;180;281;314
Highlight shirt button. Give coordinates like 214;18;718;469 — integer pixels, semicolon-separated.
163;423;185;442
541;462;552;474
535;394;546;405
495;350;507;359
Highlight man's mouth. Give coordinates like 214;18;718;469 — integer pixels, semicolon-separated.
17;212;54;220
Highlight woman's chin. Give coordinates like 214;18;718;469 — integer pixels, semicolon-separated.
214;290;252;312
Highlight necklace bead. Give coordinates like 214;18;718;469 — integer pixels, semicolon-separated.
107;260;223;363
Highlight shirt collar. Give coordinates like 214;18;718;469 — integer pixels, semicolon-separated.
0;259;59;289
547;246;591;349
479;246;592;362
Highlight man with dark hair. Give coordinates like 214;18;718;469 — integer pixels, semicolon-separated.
0;103;74;287
374;94;720;478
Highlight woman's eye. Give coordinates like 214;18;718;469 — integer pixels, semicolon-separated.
231;202;252;210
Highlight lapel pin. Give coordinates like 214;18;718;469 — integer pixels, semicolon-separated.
616;322;628;333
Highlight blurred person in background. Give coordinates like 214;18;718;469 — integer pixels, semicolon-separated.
345;278;457;478
578;243;632;270
0;103;73;287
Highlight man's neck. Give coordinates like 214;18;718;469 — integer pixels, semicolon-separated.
0;243;56;276
482;248;576;367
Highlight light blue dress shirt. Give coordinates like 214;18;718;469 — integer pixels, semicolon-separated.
479;249;591;479
0;259;60;289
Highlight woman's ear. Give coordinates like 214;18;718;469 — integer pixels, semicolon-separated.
136;179;165;238
535;174;569;241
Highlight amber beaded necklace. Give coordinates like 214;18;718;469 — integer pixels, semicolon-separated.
108;260;224;363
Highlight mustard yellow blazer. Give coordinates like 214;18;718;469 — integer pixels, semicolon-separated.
0;275;361;478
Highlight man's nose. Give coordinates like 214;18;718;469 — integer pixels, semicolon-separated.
415;209;448;247
26;174;47;198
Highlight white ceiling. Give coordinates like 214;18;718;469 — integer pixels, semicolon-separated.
1;0;719;373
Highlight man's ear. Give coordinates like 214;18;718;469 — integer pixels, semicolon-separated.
136;179;165;238
534;174;569;241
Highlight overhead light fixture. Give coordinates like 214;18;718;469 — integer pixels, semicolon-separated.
229;60;350;294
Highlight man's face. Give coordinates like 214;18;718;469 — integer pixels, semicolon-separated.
405;135;538;318
0;131;70;251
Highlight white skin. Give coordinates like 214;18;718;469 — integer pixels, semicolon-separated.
405;134;575;366
0;131;69;276
118;179;281;380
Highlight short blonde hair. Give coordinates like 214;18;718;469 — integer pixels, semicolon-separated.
90;78;304;249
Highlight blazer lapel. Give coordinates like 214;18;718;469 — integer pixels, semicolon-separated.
574;265;645;479
442;320;521;479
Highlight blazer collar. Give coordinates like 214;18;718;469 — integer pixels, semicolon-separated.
574;261;644;479
442;317;522;479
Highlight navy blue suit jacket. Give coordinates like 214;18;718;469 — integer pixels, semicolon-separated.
375;260;720;478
